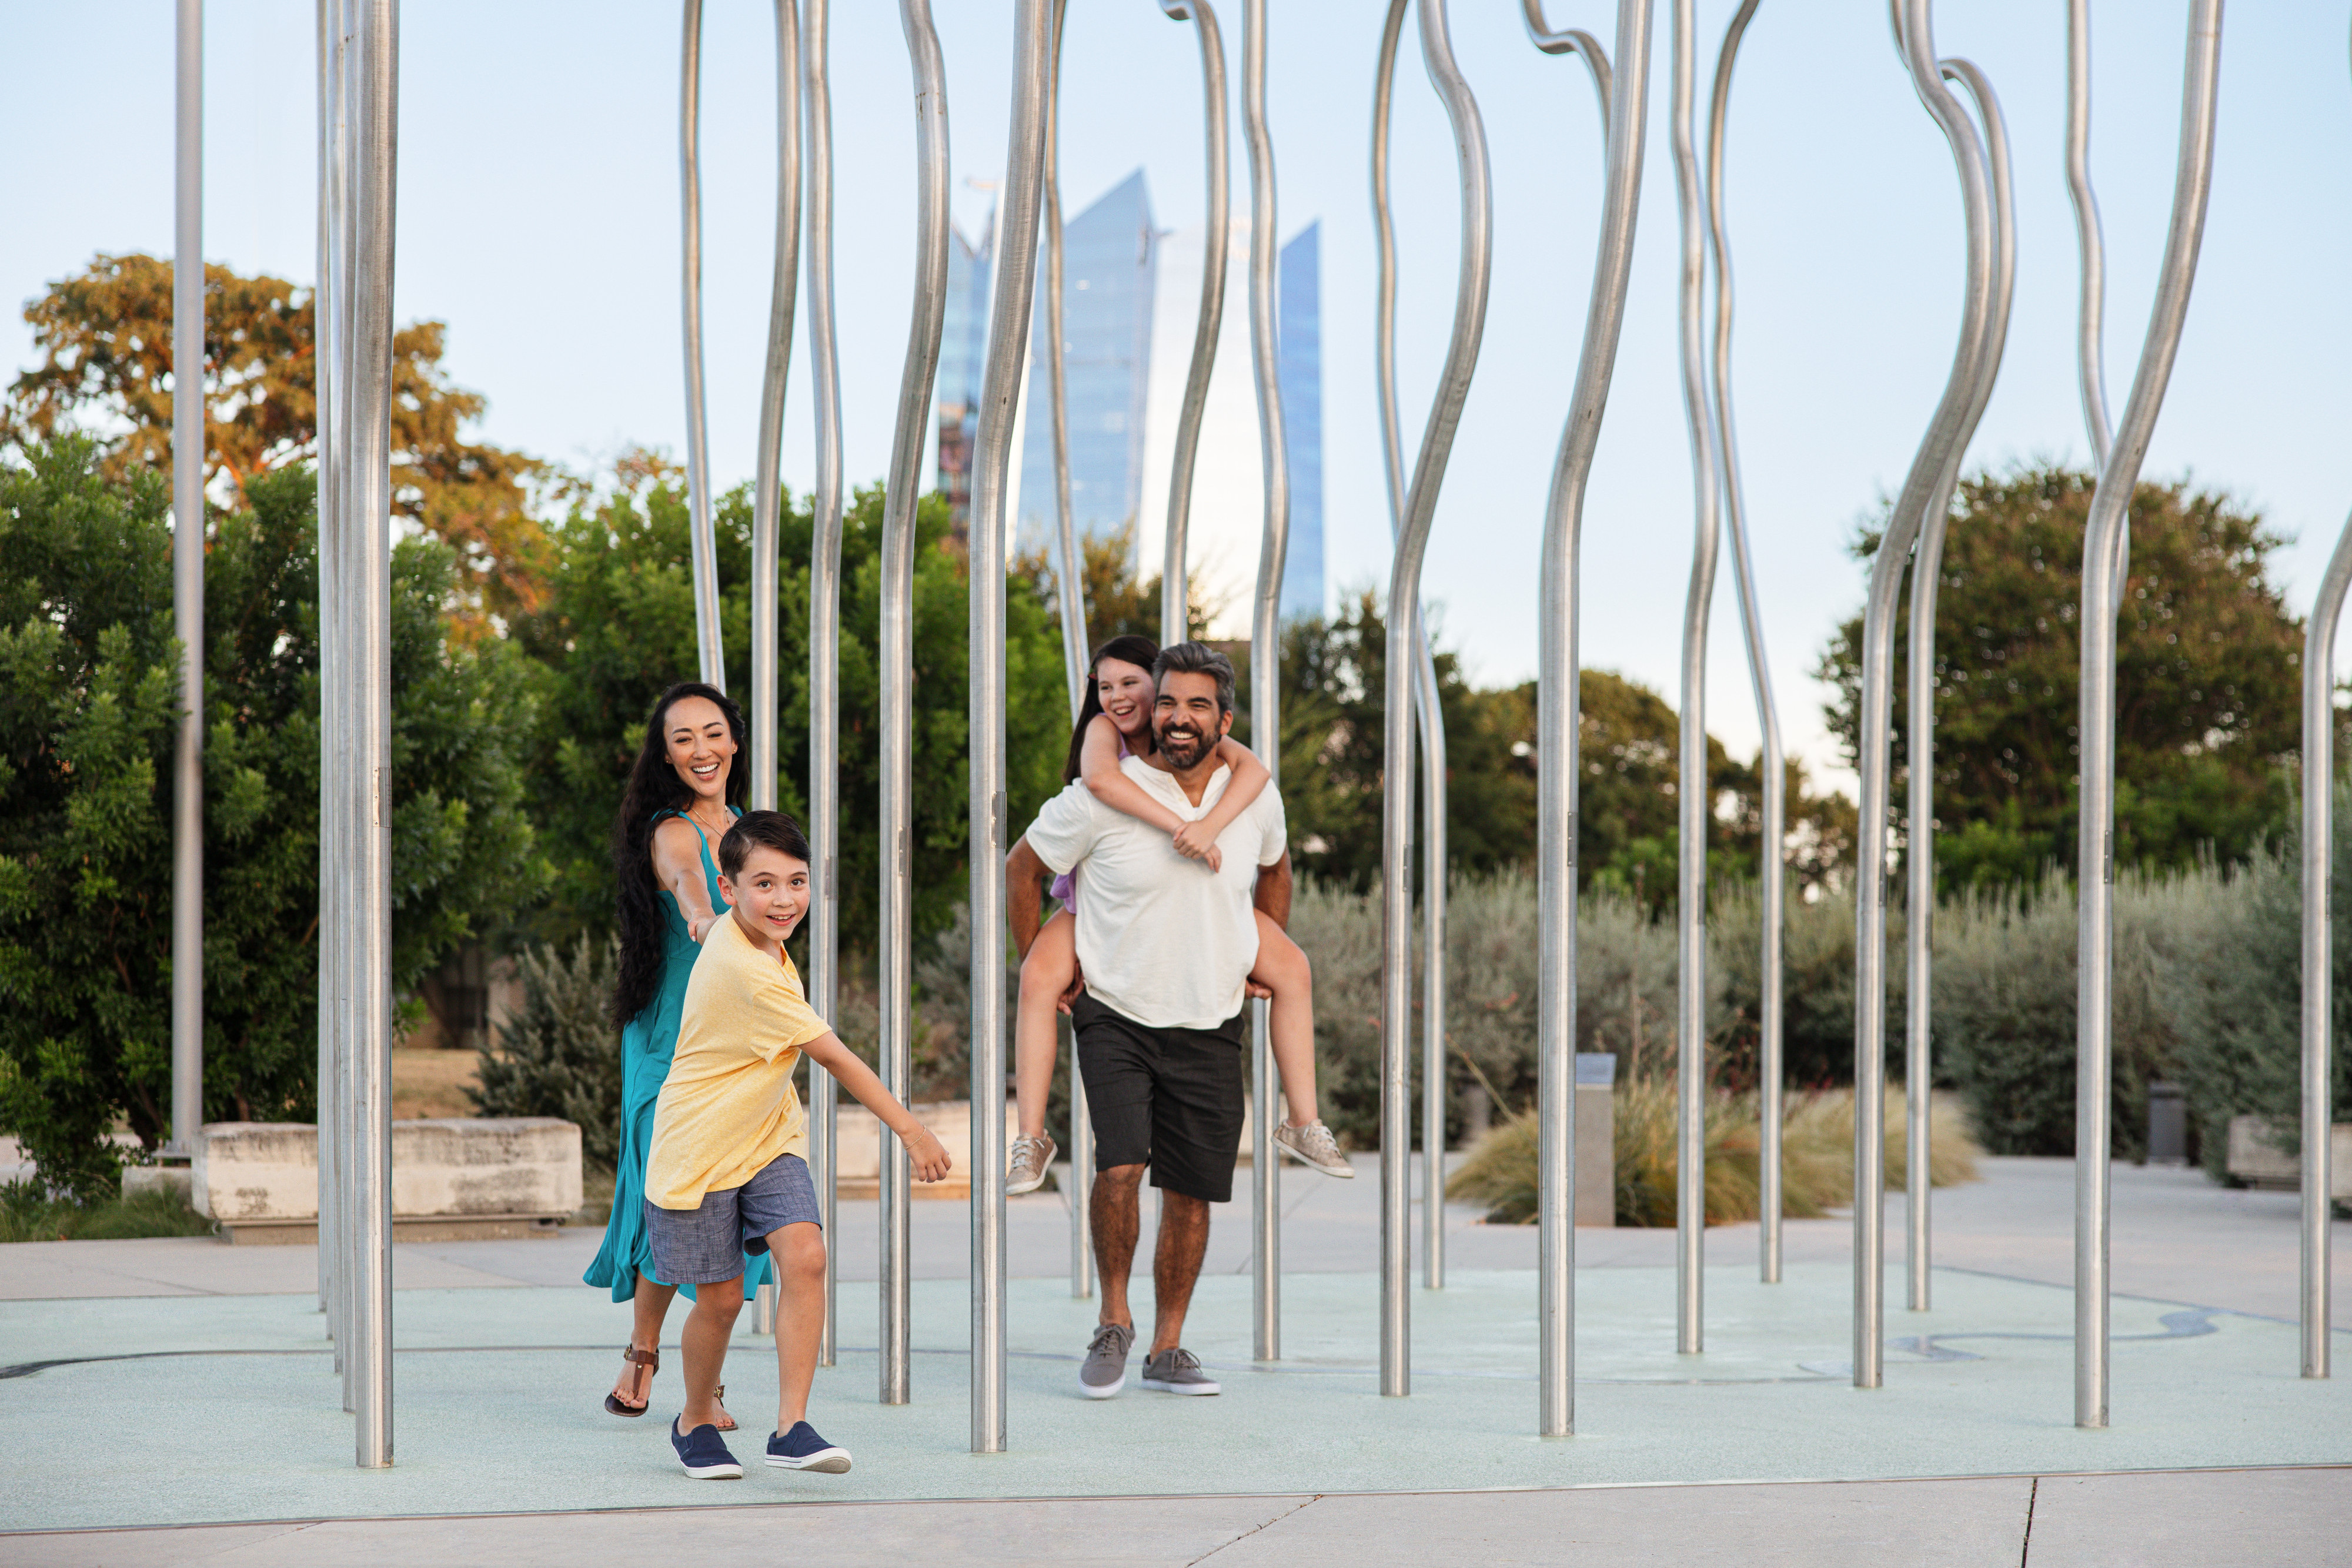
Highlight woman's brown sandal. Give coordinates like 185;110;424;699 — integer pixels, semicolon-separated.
604;1344;657;1417
711;1385;736;1432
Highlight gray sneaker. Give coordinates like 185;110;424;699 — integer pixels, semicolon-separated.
1007;1134;1056;1196
1140;1347;1221;1396
1080;1321;1134;1399
1273;1118;1354;1178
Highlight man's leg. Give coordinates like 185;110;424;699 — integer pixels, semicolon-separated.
1148;1189;1212;1355
1091;1161;1145;1328
678;1273;744;1432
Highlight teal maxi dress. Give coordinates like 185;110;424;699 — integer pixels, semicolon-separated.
586;808;774;1302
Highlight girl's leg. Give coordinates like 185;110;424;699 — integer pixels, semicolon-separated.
1251;914;1319;1126
1014;910;1078;1142
769;1222;826;1431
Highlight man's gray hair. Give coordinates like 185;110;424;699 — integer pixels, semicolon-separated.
1153;640;1237;716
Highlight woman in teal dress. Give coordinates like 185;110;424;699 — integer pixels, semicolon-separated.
590;681;773;1426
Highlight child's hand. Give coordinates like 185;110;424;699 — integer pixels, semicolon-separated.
904;1123;953;1184
688;913;716;943
1171;821;1223;872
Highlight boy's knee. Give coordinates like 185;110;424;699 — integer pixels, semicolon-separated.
779;1225;826;1283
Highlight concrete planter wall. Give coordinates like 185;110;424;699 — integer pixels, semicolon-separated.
2224;1116;2352;1197
191;1119;583;1243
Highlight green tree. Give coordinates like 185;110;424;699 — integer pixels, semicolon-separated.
516;461;1070;955
1818;465;2302;888
0;438;544;1198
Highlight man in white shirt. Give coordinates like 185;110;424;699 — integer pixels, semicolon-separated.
1006;642;1293;1400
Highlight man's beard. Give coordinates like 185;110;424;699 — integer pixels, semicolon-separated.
1156;717;1215;770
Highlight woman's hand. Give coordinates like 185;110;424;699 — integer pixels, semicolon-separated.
903;1122;953;1184
1171;821;1224;872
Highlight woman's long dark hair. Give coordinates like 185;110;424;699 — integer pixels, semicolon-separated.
1060;634;1162;783
612;681;749;1025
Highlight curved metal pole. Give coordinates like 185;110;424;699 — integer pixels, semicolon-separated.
1156;0;1229;644
2301;510;2352;1382
799;0;838;1361
1902;52;2015;1319
1374;0;1457;1300
170;0;205;1169
1239;0;1289;1359
2075;0;2223;1430
2066;0;2113;472
1855;0;1997;1392
1522;0;1612;129
1527;0;1648;1440
752;2;804;822
679;0;724;691
1668;0;1719;1360
1377;0;1490;1401
1041;0;1096;1305
312;0;337;1333
878;0;950;1409
969;0;1051;1457
1703;0;1779;1288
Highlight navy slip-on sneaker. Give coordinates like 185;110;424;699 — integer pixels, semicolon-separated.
765;1420;851;1473
671;1416;744;1479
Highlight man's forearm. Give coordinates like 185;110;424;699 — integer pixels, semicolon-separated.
1007;840;1047;958
1252;852;1294;930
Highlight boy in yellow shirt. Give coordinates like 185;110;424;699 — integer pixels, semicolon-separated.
644;810;950;1480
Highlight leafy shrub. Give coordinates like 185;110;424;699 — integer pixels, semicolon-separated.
469;937;622;1169
0;1179;217;1242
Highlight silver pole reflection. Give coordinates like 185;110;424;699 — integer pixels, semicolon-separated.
1856;0;1996;1392
1378;0;1489;1400
171;0;205;1171
1240;0;1288;1361
969;0;1051;1457
1374;0;1458;1300
2301;509;2352;1382
2074;0;2223;1430
1702;0;1778;1286
1667;0;1718;1360
878;0;950;1408
1524;0;1646;1439
1156;0;1228;645
679;0;724;691
803;0;843;1364
1043;0;1096;1304
1903;52;2015;1319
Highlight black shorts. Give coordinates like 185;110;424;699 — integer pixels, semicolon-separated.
1070;991;1247;1204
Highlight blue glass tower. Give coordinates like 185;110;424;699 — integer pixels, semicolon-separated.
1018;171;1158;557
1277;222;1323;621
936;207;995;533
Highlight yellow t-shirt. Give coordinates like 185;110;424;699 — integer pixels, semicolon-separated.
644;911;831;1210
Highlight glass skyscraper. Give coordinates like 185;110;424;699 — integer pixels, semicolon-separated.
935;208;994;533
1278;220;1324;621
1017;171;1158;559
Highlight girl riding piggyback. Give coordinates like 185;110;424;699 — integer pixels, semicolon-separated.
1006;634;1352;1193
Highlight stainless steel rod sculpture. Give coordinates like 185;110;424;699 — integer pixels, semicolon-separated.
678;2;726;691
1377;0;1489;1400
312;0;338;1333
2300;509;2352;1382
2065;0;2113;472
969;0;1051;1456
878;0;950;1409
2074;0;2223;1430
1667;0;1720;1359
1043;0;1097;1304
803;0;843;1363
1240;0;1288;1360
1903;50;2016;1318
748;0;806;1348
1701;0;1778;1286
1155;0;1228;646
171;0;205;1169
1855;0;1997;1392
338;0;398;1469
1525;0;1643;1439
1373;0;1459;1300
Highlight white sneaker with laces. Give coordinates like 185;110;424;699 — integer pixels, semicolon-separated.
1272;1118;1354;1178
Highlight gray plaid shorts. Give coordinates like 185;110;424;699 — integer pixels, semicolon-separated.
643;1151;820;1287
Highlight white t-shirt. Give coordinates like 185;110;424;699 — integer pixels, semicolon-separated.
1023;757;1288;1030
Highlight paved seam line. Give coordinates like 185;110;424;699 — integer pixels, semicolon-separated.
2017;1474;2039;1567
1185;1494;1321;1565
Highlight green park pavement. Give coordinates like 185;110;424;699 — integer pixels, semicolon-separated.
1;1262;2345;1533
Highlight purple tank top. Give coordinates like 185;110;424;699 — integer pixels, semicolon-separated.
1050;727;1133;905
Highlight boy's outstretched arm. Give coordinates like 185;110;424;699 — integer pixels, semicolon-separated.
1080;714;1190;837
1172;738;1271;862
802;1032;953;1182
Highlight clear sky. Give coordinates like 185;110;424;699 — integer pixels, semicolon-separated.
6;2;2348;797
